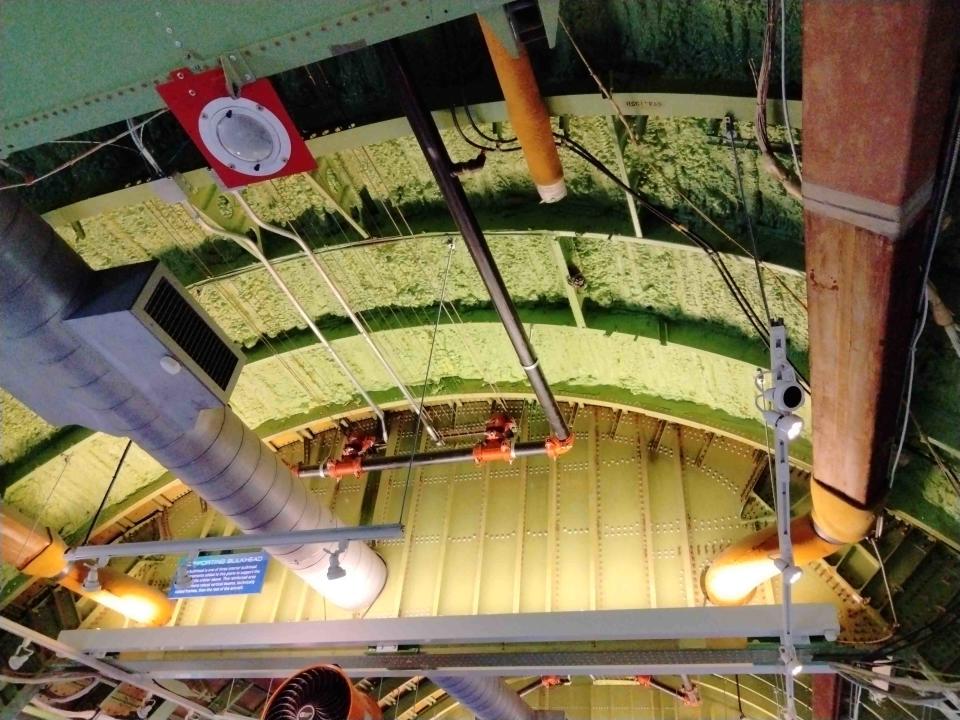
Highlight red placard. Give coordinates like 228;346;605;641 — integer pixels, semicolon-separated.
156;67;316;188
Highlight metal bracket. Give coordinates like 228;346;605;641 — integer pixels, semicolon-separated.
219;53;256;98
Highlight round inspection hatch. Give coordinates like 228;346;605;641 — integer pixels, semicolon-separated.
197;96;292;176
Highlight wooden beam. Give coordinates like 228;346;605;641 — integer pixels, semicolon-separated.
803;0;960;506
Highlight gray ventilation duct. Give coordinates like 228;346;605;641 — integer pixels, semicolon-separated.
429;676;537;720
0;193;386;611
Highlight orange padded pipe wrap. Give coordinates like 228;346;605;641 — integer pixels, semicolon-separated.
478;16;566;202
703;514;840;606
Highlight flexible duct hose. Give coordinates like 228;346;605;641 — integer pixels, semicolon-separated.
0;192;386;611
429;675;535;720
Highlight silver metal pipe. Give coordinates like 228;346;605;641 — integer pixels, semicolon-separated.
191;209;388;441
0;616;240;720
66;524;403;562
230;190;443;444
0;192;388;612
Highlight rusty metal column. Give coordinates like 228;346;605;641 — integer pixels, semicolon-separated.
802;1;960;530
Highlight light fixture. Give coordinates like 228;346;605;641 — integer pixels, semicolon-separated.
773;557;803;585
780;646;804;677
136;697;156;719
173;560;193;591
81;562;101;592
762;410;804;440
325;541;349;581
7;640;33;671
197;97;291;177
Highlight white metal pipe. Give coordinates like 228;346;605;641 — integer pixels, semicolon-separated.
192;211;388;441
0;616;241;720
65;524;403;562
231;191;443;444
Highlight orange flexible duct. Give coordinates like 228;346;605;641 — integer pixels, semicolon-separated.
478;16;566;203
0;505;173;626
703;483;875;606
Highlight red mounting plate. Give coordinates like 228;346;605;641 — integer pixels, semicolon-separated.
156;67;316;188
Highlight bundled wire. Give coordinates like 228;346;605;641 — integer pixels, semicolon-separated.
0;111;166;192
551;129;812;390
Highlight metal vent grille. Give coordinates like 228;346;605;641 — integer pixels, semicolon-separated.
143;277;238;391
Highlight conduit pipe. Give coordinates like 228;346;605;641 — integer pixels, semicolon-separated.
0;192;387;611
429;675;535;720
299;437;570;479
0;505;173;626
477;16;566;203
378;39;572;446
229;190;443;444
190;209;389;443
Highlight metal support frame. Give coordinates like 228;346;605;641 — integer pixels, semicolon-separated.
606;116;643;237
58;604;839;653
101;653;835;681
0;616;239;720
65;523;403;562
377;39;570;443
762;322;805;719
231;190;443;445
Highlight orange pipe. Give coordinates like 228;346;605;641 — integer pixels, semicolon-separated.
704;485;876;606
1;505;173;626
478;16;566;203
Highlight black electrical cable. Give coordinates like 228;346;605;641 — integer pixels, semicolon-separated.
553;131;813;391
81;439;133;546
735;675;745;720
462;101;518;147
725;118;773;324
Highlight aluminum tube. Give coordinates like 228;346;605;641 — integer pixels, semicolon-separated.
193;213;388;442
230;191;442;444
67;524;403;562
429;675;535;720
298;441;550;477
0;193;387;611
377;40;570;442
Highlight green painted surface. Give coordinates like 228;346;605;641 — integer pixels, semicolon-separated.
1;224;807;472
0;0;518;154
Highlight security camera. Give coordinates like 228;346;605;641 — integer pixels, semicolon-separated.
765;380;805;414
766;323;805;413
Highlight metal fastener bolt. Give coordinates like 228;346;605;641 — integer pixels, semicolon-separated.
188;89;196;96
176;71;185;79
201;113;208;119
155;10;162;17
165;26;173;33
244;73;253;81
255;104;263;111
229;54;237;60
174;40;182;47
228;163;236;169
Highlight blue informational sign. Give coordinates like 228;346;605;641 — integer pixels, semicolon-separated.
167;551;269;599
